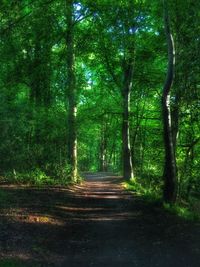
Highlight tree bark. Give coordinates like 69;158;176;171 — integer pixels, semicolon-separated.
99;120;107;172
122;60;134;180
66;0;78;181
162;0;177;203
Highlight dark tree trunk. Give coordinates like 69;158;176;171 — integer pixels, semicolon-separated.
99;121;107;172
162;0;177;203
66;0;78;181
122;61;134;180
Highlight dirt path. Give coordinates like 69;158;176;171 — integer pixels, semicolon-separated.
0;172;200;266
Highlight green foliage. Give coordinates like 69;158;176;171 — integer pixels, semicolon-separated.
4;166;72;186
45;163;71;180
5;169;51;185
125;177;200;221
0;259;41;267
124;175;162;203
0;0;199;206
164;203;200;222
0;189;9;206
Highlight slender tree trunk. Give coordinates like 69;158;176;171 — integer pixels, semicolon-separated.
162;0;177;203
66;0;78;181
122;61;134;180
99;121;107;171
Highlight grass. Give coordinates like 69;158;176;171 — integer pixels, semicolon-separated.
0;260;25;267
124;177;200;221
124;177;162;204
164;201;200;221
0;259;42;267
1;168;83;187
0;189;10;206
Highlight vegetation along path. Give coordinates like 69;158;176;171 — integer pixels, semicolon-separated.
0;173;200;267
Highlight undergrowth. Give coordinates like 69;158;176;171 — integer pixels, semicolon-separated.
0;259;41;267
0;189;10;206
124;176;162;203
163;203;199;221
124;177;200;221
1;166;83;186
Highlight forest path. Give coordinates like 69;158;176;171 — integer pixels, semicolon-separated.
0;172;200;266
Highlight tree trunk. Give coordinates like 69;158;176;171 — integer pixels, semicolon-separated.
162;0;177;203
99;121;107;172
122;61;134;180
66;0;78;181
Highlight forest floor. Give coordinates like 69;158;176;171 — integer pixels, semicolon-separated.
0;172;200;267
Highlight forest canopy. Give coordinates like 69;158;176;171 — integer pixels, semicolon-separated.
0;0;200;204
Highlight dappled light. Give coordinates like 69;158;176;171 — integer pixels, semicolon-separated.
14;215;64;225
0;0;200;266
1;173;200;266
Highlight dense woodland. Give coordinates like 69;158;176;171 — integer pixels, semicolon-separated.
0;0;200;204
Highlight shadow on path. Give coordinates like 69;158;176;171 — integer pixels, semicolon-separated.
0;172;200;266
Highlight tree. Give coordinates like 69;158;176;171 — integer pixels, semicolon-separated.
66;0;78;181
0;0;200;204
89;1;143;180
162;0;177;203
